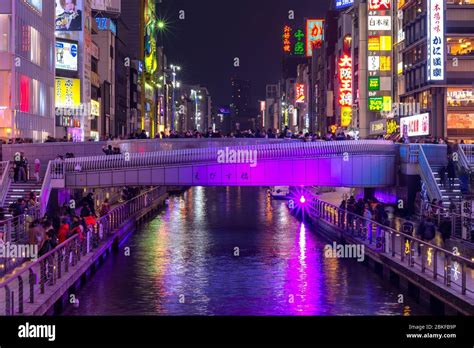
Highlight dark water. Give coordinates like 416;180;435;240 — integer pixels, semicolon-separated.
63;187;428;315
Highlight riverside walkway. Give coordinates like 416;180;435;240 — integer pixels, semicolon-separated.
307;198;474;315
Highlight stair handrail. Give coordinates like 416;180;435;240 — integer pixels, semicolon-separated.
0;161;11;206
40;160;53;217
417;144;443;202
458;145;472;174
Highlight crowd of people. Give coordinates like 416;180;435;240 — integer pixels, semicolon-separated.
1;126;359;144
338;194;456;247
0;190;122;257
129;127;356;142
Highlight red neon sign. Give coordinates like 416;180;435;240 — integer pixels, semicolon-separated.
368;0;391;10
296;84;305;103
338;54;352;107
283;25;291;53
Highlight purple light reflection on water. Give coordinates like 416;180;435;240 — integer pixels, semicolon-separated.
62;187;430;316
283;223;323;315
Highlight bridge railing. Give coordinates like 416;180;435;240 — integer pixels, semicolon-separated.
62;140;396;173
460;144;474;162
0;186;166;315
0;206;41;276
0;161;11;206
311;199;474;298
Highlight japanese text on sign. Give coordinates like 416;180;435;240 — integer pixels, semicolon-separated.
427;0;444;81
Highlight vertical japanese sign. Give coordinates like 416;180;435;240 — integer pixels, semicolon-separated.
367;0;392;113
338;55;352;107
282;25;292;53
282;26;305;56
296;84;305;103
293;29;305;55
339;54;353;127
306;19;324;57
427;0;444;81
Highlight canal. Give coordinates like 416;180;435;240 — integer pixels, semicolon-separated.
62;187;429;315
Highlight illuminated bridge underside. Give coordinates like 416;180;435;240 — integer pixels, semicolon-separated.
65;141;396;188
65;156;396;188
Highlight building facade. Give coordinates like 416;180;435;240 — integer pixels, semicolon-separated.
0;0;56;142
398;0;474;140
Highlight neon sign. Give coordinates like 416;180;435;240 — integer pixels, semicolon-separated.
368;0;391;11
293;29;305;56
283;25;291;53
296;84;305;103
338;54;352;107
335;0;354;9
306;19;324;57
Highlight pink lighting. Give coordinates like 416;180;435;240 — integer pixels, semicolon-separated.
300;196;306;204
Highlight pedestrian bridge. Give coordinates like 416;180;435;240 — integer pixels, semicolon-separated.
47;140;396;189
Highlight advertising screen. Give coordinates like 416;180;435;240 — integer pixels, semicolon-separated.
55;77;81;107
55;0;83;31
55;40;78;71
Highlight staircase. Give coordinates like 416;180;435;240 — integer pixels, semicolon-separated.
2;180;42;218
431;165;462;209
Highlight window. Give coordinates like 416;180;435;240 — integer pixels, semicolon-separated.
20;76;30;112
0;15;9;52
447;37;474;57
19;75;47;115
30;27;41;65
0;71;10;108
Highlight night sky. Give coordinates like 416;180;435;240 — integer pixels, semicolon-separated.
159;0;331;108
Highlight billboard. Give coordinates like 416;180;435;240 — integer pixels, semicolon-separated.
91;0;121;14
335;0;354;9
427;0;444;81
55;40;78;71
55;0;83;31
368;0;391;10
55;77;81;107
306;19;324;57
296;84;305;103
91;100;100;117
368;76;380;91
370;119;387;135
400;113;430;137
96;17;117;35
